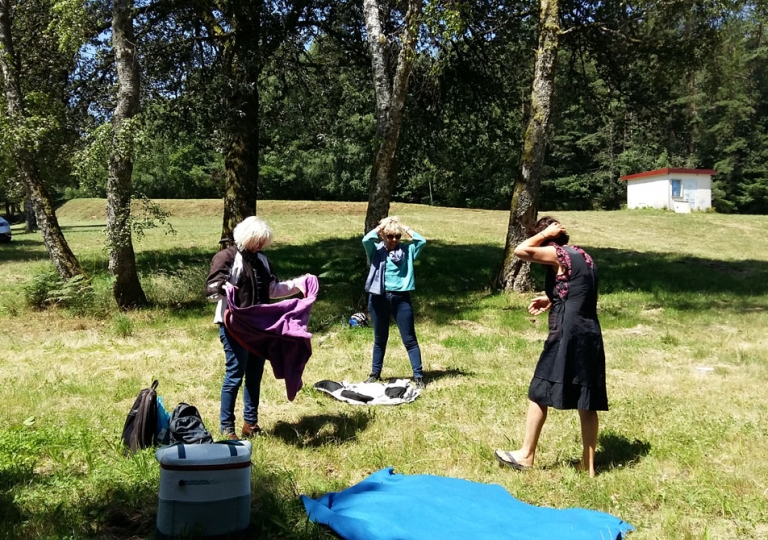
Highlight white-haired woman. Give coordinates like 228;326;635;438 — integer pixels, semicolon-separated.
206;216;305;440
362;216;426;389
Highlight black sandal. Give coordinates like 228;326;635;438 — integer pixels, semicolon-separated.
494;450;530;471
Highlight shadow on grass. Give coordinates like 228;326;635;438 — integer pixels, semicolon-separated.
249;468;336;540
0;459;329;540
271;411;373;448
595;432;651;471
59;224;106;231
0;238;48;264
0;488;23;535
554;432;651;475
266;238;768;318
421;367;475;384
6;233;768;318
240;237;502;327
85;485;157;539
0;478;157;539
124;238;768;322
588;246;768;301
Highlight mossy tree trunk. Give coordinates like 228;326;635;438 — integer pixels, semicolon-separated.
188;1;308;243
221;85;259;242
498;0;560;292
363;0;422;233
214;2;261;243
0;0;84;280
108;0;147;308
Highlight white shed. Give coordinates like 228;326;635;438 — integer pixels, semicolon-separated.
620;168;716;212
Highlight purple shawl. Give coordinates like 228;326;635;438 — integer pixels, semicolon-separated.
223;274;319;401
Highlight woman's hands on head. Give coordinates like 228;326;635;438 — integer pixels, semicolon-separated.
514;219;563;267
377;216;400;228
541;222;566;240
377;216;413;237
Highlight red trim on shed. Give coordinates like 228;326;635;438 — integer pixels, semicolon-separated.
619;168;717;181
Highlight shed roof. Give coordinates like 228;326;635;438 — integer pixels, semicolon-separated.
620;168;717;181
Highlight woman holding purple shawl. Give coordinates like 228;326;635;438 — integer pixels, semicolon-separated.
205;216;306;440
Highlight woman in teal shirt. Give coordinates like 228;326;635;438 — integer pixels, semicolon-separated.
363;216;426;389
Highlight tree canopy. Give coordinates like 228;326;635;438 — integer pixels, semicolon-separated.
1;0;766;216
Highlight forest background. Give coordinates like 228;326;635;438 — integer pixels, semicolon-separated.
1;0;767;218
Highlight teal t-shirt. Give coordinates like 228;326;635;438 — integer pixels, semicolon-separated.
363;229;426;292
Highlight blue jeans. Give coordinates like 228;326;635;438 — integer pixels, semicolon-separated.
219;324;265;433
368;292;423;378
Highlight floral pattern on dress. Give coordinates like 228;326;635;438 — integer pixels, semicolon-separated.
549;243;594;300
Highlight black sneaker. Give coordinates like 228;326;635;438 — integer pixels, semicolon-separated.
414;377;426;390
365;374;381;383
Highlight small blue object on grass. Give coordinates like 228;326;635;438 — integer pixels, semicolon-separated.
156;395;171;445
349;312;369;327
302;467;634;540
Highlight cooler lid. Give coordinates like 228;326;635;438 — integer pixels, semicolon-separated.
155;440;252;467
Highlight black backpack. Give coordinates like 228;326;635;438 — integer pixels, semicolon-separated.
121;380;159;454
168;403;214;445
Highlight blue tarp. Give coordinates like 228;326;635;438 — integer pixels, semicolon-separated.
302;468;634;540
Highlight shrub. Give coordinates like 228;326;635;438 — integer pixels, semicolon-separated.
23;271;95;314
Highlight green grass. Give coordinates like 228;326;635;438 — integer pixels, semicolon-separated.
1;200;767;539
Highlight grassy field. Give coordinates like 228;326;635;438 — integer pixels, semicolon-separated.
0;199;767;539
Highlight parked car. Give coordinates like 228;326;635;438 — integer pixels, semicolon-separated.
0;217;11;242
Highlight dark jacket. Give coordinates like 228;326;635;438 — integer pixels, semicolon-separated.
206;246;275;308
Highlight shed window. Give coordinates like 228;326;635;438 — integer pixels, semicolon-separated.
671;179;682;198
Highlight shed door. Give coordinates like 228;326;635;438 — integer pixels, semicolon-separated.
683;180;697;205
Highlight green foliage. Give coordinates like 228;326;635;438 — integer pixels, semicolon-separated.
258;39;375;202
133;138;224;199
49;0;98;55
4;0;768;215
423;2;469;52
0;427;40;488
0;0;87;202
23;270;64;309
69;123;111;198
23;270;94;313
695;8;768;214
129;195;176;240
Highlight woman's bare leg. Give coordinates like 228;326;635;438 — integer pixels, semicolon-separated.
499;401;547;467
578;410;598;477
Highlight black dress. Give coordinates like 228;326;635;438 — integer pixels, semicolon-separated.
528;245;608;411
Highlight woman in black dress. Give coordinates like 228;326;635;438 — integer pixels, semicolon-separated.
495;217;607;477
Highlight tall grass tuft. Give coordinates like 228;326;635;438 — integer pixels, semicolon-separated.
110;313;133;337
144;261;208;308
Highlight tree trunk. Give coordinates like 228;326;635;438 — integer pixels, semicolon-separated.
108;0;147;308
220;99;259;242
219;4;260;243
498;0;560;292
0;0;84;280
362;0;422;233
24;198;37;232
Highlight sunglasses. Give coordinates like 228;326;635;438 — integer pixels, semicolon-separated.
386;234;402;240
